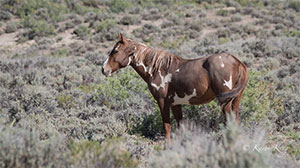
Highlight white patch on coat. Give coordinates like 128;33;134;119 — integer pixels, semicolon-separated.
135;60;153;77
172;89;197;105
127;57;132;66
223;74;232;90
115;45;120;50
175;69;180;72
219;56;225;68
133;52;137;57
103;56;109;67
151;70;172;91
139;43;147;47
136;62;148;72
148;67;153;76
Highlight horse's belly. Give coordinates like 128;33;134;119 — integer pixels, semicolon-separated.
190;87;216;105
189;95;215;105
172;89;197;105
171;87;216;105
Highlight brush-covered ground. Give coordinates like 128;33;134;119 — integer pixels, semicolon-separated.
0;0;300;167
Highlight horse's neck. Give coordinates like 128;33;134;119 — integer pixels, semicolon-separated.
130;59;149;82
130;46;152;82
130;44;182;83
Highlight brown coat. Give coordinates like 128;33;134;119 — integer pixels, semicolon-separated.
102;33;248;144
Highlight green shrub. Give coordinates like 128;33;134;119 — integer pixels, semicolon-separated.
182;100;223;131
74;25;90;39
93;68;164;138
0;125;68;168
218;37;231;44
16;0;67;22
109;0;133;13
284;30;300;37
0;10;12;21
81;0;100;7
130;106;164;139
217;9;229;16
94;19;116;33
69;139;138;168
96;75;130;107
21;17;55;39
5;21;19;33
240;70;284;123
2;0;70;40
231;14;242;22
69;2;101;15
93;69;149;109
149;117;271;168
288;1;300;12
51;48;70;58
286;143;300;158
0;125;138;168
160;36;186;49
119;15;141;25
57;94;74;109
235;0;248;6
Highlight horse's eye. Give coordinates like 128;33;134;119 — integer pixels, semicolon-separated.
111;50;118;54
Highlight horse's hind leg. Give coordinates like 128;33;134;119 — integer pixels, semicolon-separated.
171;105;183;128
221;101;237;124
231;92;244;124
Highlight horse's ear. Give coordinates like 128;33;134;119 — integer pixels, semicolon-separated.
118;33;123;40
118;33;127;43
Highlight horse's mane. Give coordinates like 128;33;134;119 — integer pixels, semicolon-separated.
133;42;182;75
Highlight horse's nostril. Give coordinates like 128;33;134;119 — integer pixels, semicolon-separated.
102;67;110;77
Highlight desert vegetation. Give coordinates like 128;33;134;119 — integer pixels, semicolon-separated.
0;0;299;167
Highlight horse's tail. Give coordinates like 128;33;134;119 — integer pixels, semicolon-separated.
217;64;248;107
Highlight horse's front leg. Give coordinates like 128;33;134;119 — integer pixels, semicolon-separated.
171;105;183;128
157;98;171;145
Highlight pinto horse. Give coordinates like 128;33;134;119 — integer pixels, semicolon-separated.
102;33;248;143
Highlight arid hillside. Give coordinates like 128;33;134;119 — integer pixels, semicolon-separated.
0;0;300;167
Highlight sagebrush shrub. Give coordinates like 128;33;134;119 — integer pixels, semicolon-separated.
93;69;150;109
69;139;138;168
288;1;300;12
5;21;19;33
0;125;68;168
0;10;12;20
109;0;133;13
149;117;296;168
74;25;90;39
0;1;300;167
239;70;284;124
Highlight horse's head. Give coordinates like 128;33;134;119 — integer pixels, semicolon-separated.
102;33;136;77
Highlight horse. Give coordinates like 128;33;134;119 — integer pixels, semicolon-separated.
102;33;248;144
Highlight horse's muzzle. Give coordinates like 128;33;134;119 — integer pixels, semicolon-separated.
102;67;111;77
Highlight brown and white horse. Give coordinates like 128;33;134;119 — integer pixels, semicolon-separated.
102;33;248;143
